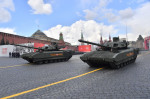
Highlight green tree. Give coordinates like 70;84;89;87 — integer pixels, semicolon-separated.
6;39;9;45
12;40;14;44
0;35;5;45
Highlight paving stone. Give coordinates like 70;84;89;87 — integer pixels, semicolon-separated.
0;52;150;99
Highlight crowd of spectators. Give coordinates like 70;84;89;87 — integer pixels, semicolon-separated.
9;52;20;58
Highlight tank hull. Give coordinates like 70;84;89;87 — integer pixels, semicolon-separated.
80;48;138;69
21;50;73;63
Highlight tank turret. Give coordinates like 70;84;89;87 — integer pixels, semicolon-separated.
78;37;139;69
9;42;65;52
79;37;128;52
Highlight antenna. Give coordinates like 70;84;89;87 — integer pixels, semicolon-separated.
37;25;40;30
100;29;103;36
126;23;128;41
35;20;40;30
100;29;103;44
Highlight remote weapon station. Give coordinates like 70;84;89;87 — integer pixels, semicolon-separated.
10;43;73;64
79;37;139;69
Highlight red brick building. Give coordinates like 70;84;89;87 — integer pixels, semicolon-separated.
0;32;51;45
0;30;78;51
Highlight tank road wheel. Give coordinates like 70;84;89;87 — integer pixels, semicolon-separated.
56;59;59;62
28;60;33;63
57;59;60;62
47;60;50;63
89;64;98;68
86;62;98;68
53;60;56;62
59;59;63;62
55;59;58;62
126;61;129;65
64;59;67;61
116;64;121;69
63;58;67;61
110;63;120;69
42;61;45;64
44;60;49;64
130;59;134;63
52;60;55;63
120;63;124;68
129;60;132;63
65;58;69;61
62;59;66;62
43;61;46;64
49;60;52;63
123;62;126;66
132;58;136;63
35;61;43;64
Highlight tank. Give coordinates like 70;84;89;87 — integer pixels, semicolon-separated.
10;42;73;64
78;37;139;69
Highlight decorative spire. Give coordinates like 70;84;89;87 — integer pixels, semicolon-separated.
59;32;64;41
81;31;84;40
100;30;103;44
100;35;103;44
81;30;84;45
59;32;65;46
109;33;111;42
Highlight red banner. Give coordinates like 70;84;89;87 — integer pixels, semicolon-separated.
78;45;91;52
2;48;7;54
34;43;45;52
144;37;150;50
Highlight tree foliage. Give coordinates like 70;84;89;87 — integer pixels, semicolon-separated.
0;35;5;45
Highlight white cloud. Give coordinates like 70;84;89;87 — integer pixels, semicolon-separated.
0;0;15;23
105;12;119;23
119;33;139;41
44;20;117;45
28;0;52;14
119;2;150;41
0;28;16;34
99;0;112;8
80;0;92;6
137;0;145;3
82;0;150;41
82;0;113;21
119;0;123;3
80;0;99;8
83;9;98;20
119;8;135;19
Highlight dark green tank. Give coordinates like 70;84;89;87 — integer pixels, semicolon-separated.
11;43;73;64
78;37;139;69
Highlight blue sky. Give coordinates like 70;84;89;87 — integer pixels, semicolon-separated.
0;0;150;44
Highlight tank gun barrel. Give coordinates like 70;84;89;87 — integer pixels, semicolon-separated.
1;43;66;51
9;44;65;50
9;44;40;49
78;39;107;48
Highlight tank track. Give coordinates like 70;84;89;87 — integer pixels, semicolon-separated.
27;57;71;64
85;57;137;69
109;57;136;69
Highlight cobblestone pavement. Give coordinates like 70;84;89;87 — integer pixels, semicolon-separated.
0;51;150;99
